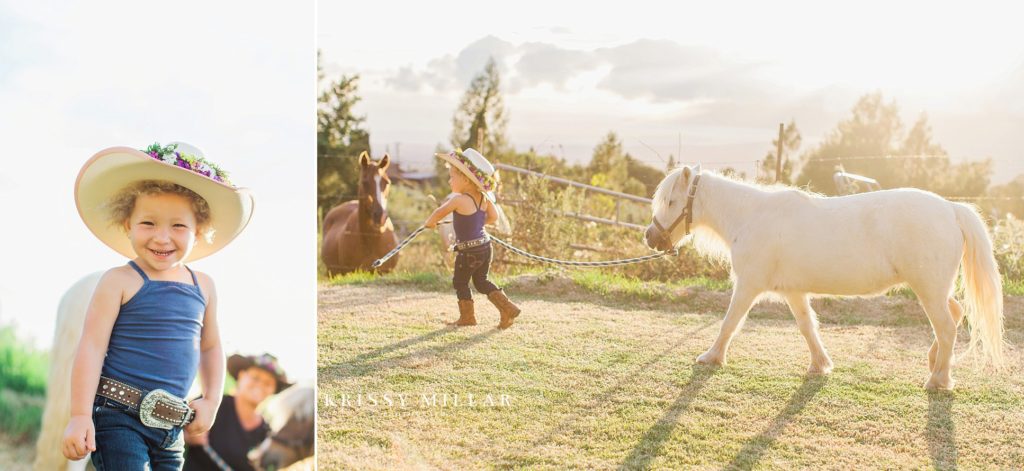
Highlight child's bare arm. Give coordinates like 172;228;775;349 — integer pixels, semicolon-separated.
62;269;125;460
186;274;223;436
484;200;499;226
424;194;461;228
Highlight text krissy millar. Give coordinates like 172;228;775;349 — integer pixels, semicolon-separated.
322;392;512;408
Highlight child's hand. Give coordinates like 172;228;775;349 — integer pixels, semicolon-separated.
424;220;437;229
184;397;218;435
62;414;95;460
184;429;210;446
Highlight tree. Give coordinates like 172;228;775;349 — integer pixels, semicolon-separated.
626;155;666;197
758;119;801;184
318;51;370;213
794;92;990;196
588;131;646;196
438;58;511;181
987;174;1024;219
795;92;901;192
450;58;509;154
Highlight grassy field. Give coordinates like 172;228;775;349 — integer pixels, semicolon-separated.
318;276;1024;470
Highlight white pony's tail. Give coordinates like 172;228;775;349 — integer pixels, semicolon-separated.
953;203;1005;367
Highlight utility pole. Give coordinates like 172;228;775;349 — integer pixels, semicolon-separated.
775;122;784;183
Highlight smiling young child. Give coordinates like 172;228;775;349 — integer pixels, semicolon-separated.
62;142;254;470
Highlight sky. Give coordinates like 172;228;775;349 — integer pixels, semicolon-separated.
319;0;1024;182
0;1;316;381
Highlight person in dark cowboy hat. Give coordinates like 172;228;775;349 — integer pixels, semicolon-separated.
184;353;292;471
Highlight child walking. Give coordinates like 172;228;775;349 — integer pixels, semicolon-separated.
62;142;254;470
425;148;521;328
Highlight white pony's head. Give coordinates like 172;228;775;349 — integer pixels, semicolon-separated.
248;383;315;470
645;164;701;251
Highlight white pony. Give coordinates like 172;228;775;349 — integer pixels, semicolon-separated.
645;165;1005;390
35;272;102;471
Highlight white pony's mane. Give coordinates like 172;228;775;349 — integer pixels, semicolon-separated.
259;383;315;431
653;167;819;267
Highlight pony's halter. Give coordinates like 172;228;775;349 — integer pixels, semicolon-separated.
269;417;315;456
651;174;701;248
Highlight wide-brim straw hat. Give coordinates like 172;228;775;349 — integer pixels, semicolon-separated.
75;142;254;262
227;353;293;393
435;148;499;202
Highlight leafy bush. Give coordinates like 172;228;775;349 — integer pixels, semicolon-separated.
0;326;47;395
0;325;47;441
492;172;730;282
992;214;1024;282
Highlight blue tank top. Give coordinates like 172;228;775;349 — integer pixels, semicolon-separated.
101;261;206;398
452;194;487;242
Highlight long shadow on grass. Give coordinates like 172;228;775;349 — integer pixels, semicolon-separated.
324;328;498;379
926;390;957;470
619;364;718;470
721;375;827;471
350;326;457;364
533;318;717;452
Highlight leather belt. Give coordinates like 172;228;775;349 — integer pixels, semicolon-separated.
451;235;490;252
97;376;195;430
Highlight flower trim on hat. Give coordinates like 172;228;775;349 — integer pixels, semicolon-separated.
253;353;285;376
143;142;233;186
452;150;498;192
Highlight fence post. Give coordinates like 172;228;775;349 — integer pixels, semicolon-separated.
775;122;784;183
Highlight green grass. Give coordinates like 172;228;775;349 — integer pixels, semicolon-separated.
327;270;450;291
1005;278;1024;296
0;325;48;442
323;265;1024;301
318;283;1024;469
324;268;730;299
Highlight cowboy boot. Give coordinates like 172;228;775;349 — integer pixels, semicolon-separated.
489;290;521;329
449;299;477;326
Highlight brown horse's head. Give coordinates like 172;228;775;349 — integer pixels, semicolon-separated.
358;151;392;230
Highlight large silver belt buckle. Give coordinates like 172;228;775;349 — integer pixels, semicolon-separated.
140;389;188;430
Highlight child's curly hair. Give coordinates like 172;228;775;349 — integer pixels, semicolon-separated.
107;180;215;243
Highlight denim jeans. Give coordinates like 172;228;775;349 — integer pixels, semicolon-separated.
452;243;499;300
91;396;185;470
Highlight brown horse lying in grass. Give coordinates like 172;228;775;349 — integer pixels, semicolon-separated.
321;152;399;276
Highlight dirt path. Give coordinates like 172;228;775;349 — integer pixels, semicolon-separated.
0;433;34;470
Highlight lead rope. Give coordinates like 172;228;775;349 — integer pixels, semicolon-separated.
488;234;678;267
370;225;432;269
371;224;677;269
202;444;234;471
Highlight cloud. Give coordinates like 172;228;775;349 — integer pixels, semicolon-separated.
387;56;457;92
594;39;771;103
386;35;516;92
385;36;772;104
512;42;600;90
